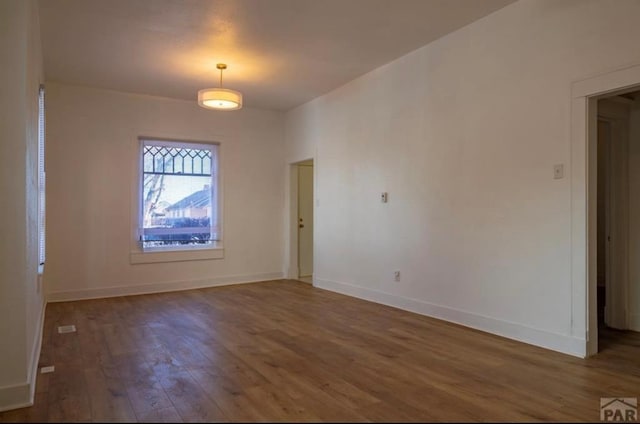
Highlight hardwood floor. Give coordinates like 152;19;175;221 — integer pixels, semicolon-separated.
1;279;639;422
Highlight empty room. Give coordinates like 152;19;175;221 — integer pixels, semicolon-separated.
2;0;640;422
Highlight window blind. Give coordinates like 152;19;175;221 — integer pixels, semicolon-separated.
38;85;45;266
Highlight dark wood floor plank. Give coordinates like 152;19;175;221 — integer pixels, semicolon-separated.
156;370;227;422
135;406;183;423
83;367;137;422
46;365;92;422
125;378;174;416
244;383;321;422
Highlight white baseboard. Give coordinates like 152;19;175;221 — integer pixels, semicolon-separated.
0;383;31;413
314;278;586;358
47;272;284;303
0;298;46;412
629;313;640;332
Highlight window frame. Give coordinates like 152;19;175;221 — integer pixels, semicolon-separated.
133;137;223;262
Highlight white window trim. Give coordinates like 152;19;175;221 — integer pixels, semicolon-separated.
130;247;224;264
131;136;224;264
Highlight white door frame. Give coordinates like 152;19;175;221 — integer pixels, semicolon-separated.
571;63;640;356
287;158;315;281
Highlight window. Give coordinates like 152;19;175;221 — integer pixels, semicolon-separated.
38;85;45;270
138;138;220;251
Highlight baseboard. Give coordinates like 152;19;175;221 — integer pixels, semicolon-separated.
629;313;640;332
47;272;284;302
0;298;46;412
314;278;586;358
0;383;31;413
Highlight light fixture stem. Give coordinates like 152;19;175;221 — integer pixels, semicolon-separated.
216;63;228;88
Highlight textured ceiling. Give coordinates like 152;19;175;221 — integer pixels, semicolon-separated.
39;0;514;111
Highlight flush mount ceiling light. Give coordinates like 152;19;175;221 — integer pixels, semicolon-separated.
198;63;243;111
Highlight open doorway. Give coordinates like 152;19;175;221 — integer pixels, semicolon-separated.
571;64;640;357
292;159;314;284
595;91;639;351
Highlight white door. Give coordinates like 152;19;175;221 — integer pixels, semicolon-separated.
298;164;313;277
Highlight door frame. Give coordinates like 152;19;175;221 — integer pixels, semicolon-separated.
287;158;315;281
571;63;640;356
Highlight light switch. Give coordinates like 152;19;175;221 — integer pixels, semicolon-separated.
553;164;564;180
381;192;388;203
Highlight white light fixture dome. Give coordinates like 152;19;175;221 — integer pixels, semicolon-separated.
198;64;243;111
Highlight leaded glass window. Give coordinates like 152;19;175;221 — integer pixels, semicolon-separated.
139;139;219;249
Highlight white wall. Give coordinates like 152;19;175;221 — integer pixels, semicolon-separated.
46;83;284;300
284;0;640;356
0;0;45;411
630;98;640;331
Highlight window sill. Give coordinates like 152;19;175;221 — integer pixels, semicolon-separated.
130;247;224;264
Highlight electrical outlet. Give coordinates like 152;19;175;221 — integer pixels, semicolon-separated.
394;271;401;282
